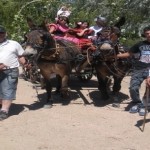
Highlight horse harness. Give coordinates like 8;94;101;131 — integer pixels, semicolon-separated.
91;40;131;77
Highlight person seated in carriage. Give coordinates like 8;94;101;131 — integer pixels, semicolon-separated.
88;16;108;43
47;6;71;39
64;21;95;51
91;16;125;48
96;26;121;44
47;6;95;52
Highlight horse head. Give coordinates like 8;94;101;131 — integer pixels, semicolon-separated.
97;16;126;60
93;26;120;61
23;18;57;59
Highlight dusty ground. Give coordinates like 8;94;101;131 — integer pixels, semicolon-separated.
0;70;150;150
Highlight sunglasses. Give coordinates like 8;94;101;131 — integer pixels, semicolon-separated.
59;18;67;21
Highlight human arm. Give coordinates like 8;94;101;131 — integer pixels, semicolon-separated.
117;42;141;59
48;24;57;34
116;51;133;59
18;56;32;70
18;56;26;66
76;28;89;37
49;26;56;34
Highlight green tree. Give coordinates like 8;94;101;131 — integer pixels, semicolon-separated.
0;0;150;43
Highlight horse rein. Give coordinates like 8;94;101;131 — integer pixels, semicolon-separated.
90;41;130;78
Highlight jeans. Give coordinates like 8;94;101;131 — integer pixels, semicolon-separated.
129;69;148;102
0;68;19;100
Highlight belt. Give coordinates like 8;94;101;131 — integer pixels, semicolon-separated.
2;67;18;71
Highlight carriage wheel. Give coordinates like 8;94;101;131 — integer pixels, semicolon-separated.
77;67;93;82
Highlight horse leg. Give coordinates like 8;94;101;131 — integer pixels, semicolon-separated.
55;74;62;94
97;73;109;100
40;76;46;89
43;79;53;108
61;74;70;98
112;76;122;107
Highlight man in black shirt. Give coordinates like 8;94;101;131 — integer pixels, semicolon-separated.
117;26;150;115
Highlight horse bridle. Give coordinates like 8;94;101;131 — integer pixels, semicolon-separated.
91;40;131;77
26;30;61;61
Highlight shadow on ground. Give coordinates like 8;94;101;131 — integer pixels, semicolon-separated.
135;118;150;132
89;90;129;107
9;76;130;117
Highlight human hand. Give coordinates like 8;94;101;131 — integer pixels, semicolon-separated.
84;28;89;32
23;63;32;69
146;77;150;87
0;63;7;70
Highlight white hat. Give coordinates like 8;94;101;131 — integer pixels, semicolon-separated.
57;7;71;18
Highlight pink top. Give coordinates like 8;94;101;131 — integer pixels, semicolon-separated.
48;23;68;38
48;23;93;50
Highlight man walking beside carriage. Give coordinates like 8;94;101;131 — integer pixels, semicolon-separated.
117;26;150;116
0;25;26;121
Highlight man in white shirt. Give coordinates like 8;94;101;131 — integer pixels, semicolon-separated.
0;25;26;121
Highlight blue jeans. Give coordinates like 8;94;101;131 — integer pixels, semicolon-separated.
0;68;19;100
129;69;148;102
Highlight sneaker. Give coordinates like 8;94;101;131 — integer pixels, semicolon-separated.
139;107;148;116
129;103;143;113
0;110;8;121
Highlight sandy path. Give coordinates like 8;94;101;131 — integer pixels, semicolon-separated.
0;73;150;150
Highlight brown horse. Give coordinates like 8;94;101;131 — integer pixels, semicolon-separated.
78;18;132;107
23;22;82;108
95;42;131;101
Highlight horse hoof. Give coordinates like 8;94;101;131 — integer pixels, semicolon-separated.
43;104;53;109
112;103;120;108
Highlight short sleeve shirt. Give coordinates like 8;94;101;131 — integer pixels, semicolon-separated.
48;23;68;37
89;25;103;36
0;40;24;68
130;40;150;69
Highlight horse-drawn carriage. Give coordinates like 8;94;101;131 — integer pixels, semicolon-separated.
22;17;132;108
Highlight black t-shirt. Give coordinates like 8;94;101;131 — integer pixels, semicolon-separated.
130;40;150;69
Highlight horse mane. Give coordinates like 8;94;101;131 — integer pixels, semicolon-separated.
56;39;80;56
114;16;125;29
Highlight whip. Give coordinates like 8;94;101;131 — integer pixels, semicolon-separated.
142;85;149;132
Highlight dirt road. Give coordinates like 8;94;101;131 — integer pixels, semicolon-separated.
0;73;150;150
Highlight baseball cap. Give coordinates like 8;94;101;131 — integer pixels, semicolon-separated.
0;25;6;33
94;16;107;22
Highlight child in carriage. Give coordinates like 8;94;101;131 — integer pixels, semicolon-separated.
47;6;71;39
47;6;95;52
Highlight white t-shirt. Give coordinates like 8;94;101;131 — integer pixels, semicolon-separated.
89;25;103;36
0;40;24;68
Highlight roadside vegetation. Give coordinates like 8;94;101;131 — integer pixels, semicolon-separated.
0;0;150;46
